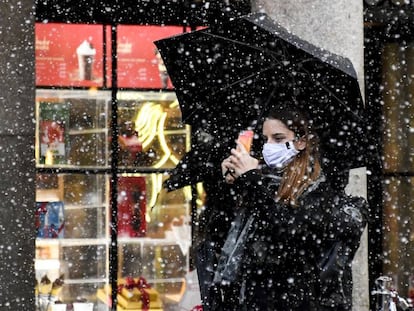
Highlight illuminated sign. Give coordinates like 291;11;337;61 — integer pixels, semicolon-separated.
35;23;104;87
108;25;184;89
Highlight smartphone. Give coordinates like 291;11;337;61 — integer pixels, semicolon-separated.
237;130;254;152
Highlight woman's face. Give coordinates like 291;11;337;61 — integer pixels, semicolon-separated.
263;118;307;150
262;118;295;144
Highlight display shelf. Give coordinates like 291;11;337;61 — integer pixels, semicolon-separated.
36;237;191;247
36;238;109;247
35;258;61;269
62;278;108;285
56;276;186;286
64;204;106;210
68;128;108;135
118;237;189;245
35;89;193;308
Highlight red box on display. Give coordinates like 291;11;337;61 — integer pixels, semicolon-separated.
35;23;104;87
117;177;147;237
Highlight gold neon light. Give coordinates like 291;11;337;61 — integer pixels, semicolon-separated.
169;99;179;108
148;173;164;210
135;102;164;150
153;112;170;168
133;100;186;168
183;186;192;202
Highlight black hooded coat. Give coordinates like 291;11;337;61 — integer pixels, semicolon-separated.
209;168;368;311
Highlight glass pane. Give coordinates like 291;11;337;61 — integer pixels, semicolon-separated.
116;173;192;307
61;245;107;280
115;172;192;239
64;205;106;239
36;90;110;168
63;174;106;206
60;282;104;306
35;173;109;307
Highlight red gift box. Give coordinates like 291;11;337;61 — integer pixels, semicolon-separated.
97;276;162;310
116;177;147;237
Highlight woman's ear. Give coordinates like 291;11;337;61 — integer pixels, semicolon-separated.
295;136;307;151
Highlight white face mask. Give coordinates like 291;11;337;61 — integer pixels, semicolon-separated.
262;141;299;168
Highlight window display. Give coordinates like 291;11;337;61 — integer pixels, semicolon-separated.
35;89;192;310
34;19;196;310
117;91;190;169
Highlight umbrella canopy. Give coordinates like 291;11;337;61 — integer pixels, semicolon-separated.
155;12;368;190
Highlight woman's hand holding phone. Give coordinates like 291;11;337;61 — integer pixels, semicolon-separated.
237;130;253;153
222;131;258;183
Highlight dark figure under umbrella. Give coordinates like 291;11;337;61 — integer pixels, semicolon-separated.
213;105;368;311
163;131;242;308
155;12;374;311
154;12;370;179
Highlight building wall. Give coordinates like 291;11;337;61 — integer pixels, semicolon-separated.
252;0;364;93
0;0;35;309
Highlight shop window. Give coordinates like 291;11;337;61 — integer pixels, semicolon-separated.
34;23;198;310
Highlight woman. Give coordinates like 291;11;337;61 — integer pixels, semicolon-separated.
212;106;364;310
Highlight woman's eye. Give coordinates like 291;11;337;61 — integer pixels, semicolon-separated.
272;135;286;142
262;134;285;143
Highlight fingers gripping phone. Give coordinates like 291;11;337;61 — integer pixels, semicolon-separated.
237;130;254;152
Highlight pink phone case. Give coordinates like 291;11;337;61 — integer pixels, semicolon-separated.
237;130;254;152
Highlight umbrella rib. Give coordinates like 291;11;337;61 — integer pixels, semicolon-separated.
204;32;355;78
219;64;279;91
183;32;363;124
204;32;320;71
203;32;283;61
181;64;279;124
300;68;364;121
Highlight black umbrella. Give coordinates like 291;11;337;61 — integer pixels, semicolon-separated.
155;12;368;190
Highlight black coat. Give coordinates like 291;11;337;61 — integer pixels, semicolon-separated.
194;167;242;310
211;169;367;311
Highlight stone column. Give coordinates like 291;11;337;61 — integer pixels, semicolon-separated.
0;1;35;310
251;1;368;310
